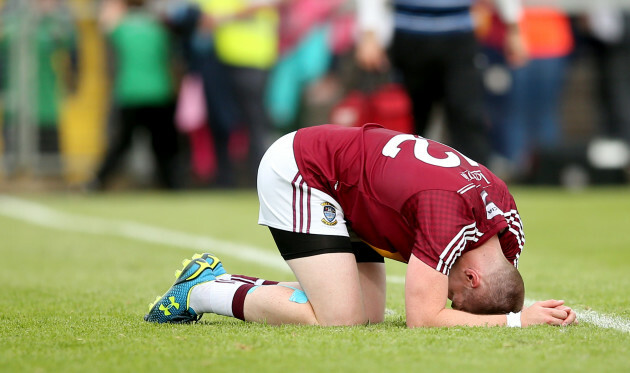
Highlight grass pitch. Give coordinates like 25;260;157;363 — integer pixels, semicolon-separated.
1;188;629;372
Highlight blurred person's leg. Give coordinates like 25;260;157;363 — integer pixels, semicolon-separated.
92;106;137;189
229;66;274;185
37;125;60;154
483;48;515;165
390;32;442;136
528;57;567;151
37;124;62;176
593;36;630;142
443;32;490;165
143;103;180;190
506;63;533;170
198;52;242;188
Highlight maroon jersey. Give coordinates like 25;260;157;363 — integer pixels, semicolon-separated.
293;124;524;274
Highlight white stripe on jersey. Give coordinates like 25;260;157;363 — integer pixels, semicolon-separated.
457;183;476;195
504;209;525;251
436;223;483;274
444;229;482;267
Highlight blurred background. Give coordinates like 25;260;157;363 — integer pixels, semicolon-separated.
2;0;630;192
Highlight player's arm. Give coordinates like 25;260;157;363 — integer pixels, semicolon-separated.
404;255;576;328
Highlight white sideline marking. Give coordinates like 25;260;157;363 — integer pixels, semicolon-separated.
1;194;628;333
572;309;630;333
0;195;290;273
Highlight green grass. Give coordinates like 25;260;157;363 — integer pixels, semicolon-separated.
1;188;629;372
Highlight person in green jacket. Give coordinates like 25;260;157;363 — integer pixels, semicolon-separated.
89;0;180;190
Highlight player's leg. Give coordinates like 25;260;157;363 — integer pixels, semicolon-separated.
182;249;363;325
249;226;367;326
237;250;367;326
241;283;318;325
195;271;316;325
199;242;383;325
206;252;384;325
354;242;386;323
145;252;319;325
358;263;386;323
276;252;385;325
285;252;368;326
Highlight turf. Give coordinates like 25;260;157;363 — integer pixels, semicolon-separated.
1;188;629;372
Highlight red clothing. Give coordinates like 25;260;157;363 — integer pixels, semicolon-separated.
293;124;524;274
475;5;573;59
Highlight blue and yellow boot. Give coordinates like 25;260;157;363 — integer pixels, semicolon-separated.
144;255;222;323
191;253;227;277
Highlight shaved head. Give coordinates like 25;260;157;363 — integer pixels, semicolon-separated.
451;261;525;314
470;263;524;314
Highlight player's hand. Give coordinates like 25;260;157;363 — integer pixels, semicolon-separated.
521;299;577;327
554;304;578;326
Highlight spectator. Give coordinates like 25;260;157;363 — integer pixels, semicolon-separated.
0;0;79;175
200;0;283;186
355;0;526;165
89;0;179;190
266;0;351;131
477;2;574;181
165;0;243;188
578;8;630;171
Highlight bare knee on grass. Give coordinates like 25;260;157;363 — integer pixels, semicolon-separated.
358;262;387;324
288;253;369;326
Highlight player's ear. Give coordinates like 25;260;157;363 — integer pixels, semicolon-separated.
463;268;481;288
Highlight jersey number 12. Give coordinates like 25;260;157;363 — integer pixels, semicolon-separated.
382;134;478;168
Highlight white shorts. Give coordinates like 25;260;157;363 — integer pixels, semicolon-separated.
257;132;349;237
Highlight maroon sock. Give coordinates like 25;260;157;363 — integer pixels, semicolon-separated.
231;274;279;286
231;282;256;321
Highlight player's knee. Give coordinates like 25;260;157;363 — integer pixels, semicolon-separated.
310;294;369;326
316;308;368;326
321;316;368;326
367;313;385;324
290;303;319;325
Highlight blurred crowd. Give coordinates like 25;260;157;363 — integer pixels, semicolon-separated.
1;0;630;190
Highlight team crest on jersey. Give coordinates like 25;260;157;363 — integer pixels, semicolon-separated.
321;202;338;226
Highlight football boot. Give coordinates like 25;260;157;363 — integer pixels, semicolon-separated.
144;257;216;323
191;252;227;277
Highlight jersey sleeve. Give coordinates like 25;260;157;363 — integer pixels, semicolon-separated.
402;190;482;275
497;193;525;267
